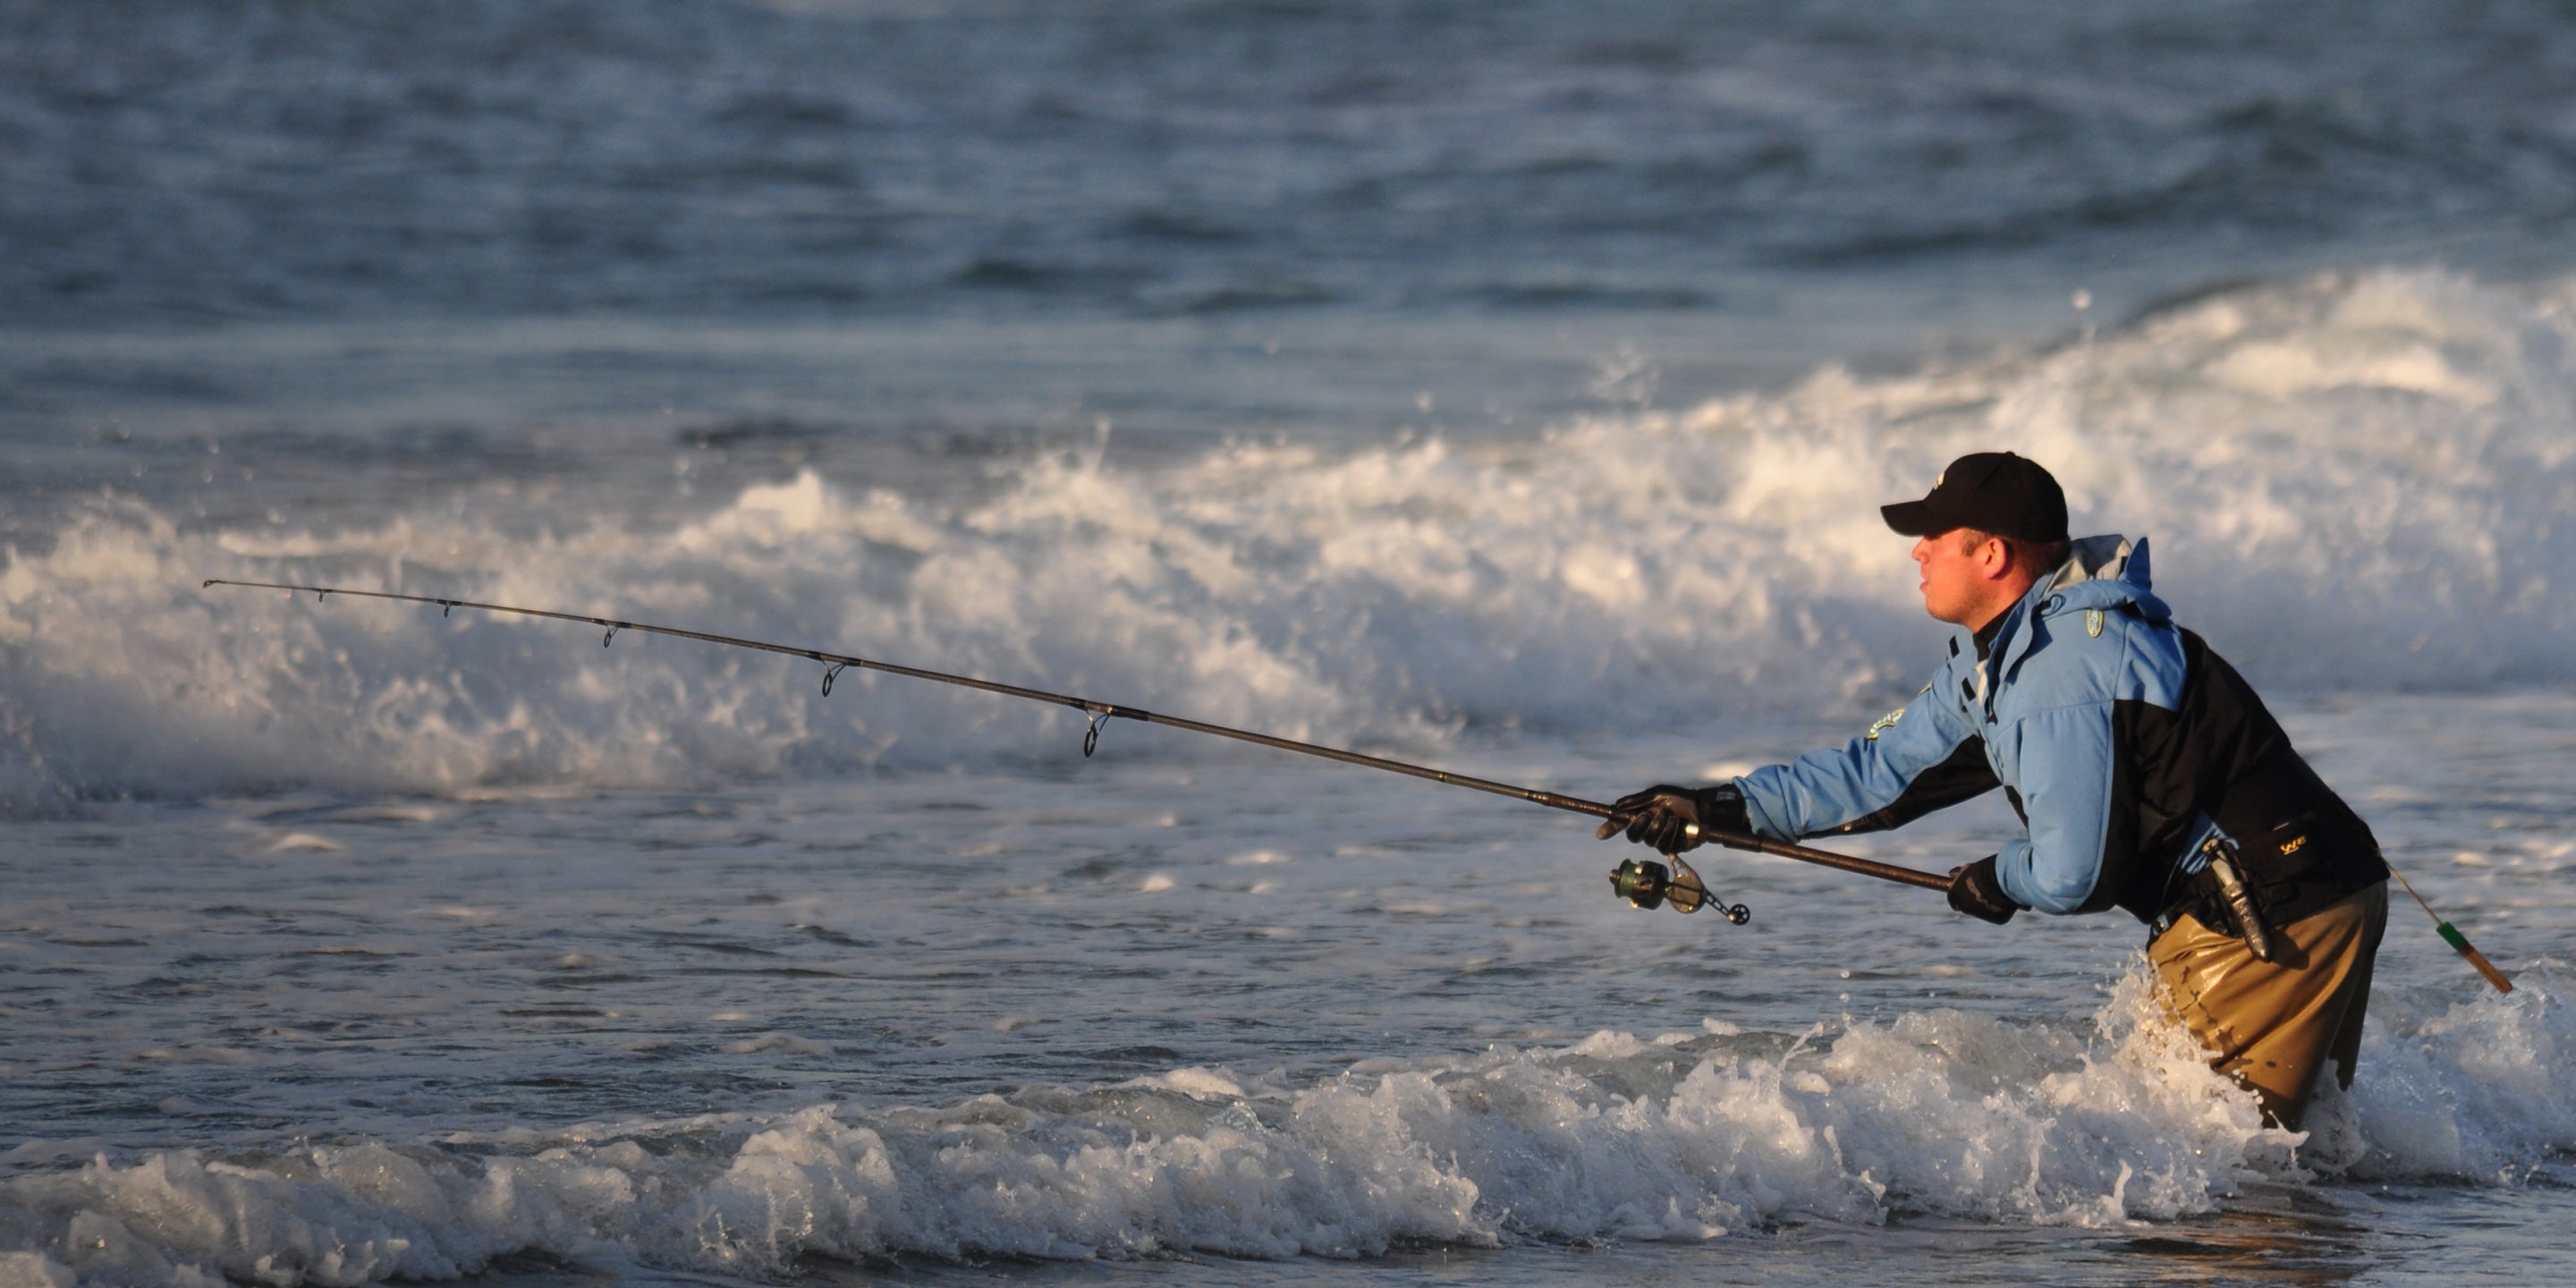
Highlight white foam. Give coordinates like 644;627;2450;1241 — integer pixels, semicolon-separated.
1123;1067;1250;1100
6;969;2567;1284
2315;962;2576;1182
4;267;2572;809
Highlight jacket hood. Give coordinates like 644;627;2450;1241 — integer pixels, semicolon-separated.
2039;534;2168;622
1982;535;2166;689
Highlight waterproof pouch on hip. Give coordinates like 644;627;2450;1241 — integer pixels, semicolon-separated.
2231;809;2390;928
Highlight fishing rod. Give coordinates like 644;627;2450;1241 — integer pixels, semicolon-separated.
201;578;1953;920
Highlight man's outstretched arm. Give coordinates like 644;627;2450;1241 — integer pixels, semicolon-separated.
1733;666;1996;842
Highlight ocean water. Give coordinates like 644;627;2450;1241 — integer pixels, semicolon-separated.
5;3;2576;1285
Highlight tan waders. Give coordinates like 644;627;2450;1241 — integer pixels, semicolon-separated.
2148;881;2388;1130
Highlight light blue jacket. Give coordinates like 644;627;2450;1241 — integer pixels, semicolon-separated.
1733;536;2219;913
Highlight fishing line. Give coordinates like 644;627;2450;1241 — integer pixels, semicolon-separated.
201;578;1953;919
199;577;2530;985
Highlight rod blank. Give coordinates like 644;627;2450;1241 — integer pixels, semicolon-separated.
201;578;1953;893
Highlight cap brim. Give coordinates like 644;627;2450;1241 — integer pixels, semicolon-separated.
1880;499;1943;537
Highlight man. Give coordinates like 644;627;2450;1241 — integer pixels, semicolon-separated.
1599;452;2389;1130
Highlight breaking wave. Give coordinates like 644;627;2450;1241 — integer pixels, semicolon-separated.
4;967;2568;1286
4;267;2573;808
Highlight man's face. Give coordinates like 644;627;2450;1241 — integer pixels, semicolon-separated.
1911;529;1996;626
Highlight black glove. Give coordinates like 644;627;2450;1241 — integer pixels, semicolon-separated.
1594;783;1750;854
1946;854;2021;925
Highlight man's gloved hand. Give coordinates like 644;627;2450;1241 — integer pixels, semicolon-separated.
1946;855;2021;925
1594;783;1750;853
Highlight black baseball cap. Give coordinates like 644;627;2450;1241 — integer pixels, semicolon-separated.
1880;452;2069;544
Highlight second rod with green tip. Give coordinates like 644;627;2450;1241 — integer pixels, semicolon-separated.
2388;863;2514;993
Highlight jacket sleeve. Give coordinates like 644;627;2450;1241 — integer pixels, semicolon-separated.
1735;665;1996;842
1990;700;2123;913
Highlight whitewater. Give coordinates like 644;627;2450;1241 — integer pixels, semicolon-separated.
4;268;2574;1286
10;268;2575;805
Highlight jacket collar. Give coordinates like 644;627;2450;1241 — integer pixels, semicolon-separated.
1970;607;2009;661
1973;535;2161;708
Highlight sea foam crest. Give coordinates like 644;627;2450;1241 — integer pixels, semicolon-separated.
4;969;2568;1285
3;267;2572;806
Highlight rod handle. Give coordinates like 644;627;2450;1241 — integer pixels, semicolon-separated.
2437;922;2515;994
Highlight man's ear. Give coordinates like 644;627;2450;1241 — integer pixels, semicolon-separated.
1977;535;2012;580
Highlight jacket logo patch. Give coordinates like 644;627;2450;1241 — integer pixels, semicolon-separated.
1865;706;1905;741
2086;607;2105;638
2279;835;2308;856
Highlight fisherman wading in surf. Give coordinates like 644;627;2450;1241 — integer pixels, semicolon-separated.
1597;453;2392;1130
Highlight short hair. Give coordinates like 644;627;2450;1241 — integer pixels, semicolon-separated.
1954;528;2069;579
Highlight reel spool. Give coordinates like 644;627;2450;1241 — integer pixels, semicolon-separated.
1608;854;1750;924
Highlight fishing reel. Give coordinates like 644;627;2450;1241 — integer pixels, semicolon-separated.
1609;853;1750;924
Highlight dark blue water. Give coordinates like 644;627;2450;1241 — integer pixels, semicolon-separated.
11;0;2576;330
